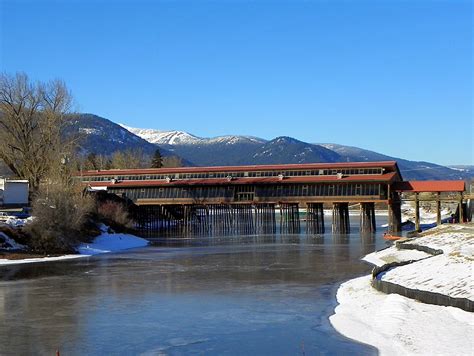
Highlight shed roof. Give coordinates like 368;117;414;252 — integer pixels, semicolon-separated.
392;181;465;193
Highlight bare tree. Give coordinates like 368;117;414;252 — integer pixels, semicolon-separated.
0;72;73;193
110;148;148;169
162;155;183;168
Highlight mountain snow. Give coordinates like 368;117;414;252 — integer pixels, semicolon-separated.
120;125;201;145
121;124;267;146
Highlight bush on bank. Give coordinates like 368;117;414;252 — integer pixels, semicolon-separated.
24;182;97;253
20;187;136;254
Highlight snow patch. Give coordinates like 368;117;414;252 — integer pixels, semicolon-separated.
0;254;85;266
363;246;431;267
0;230;149;266
77;232;149;255
330;275;474;356
79;127;100;135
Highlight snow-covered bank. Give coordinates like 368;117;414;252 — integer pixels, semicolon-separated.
331;223;474;355
330;275;474;355
0;232;149;266
0;254;86;266
381;227;473;301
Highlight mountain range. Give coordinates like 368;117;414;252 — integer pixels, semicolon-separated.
68;114;472;181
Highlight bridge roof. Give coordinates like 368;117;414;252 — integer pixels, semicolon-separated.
392;180;465;193
88;172;398;188
80;161;400;176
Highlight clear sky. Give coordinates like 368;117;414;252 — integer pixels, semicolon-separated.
1;0;472;165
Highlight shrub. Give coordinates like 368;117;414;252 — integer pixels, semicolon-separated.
25;182;95;253
97;200;134;231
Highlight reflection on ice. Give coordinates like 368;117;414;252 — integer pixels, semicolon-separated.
0;216;388;355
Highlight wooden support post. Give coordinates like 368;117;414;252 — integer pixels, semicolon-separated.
459;199;464;223
332;203;350;234
360;202;376;233
436;192;442;226
388;190;401;234
322;205;325;233
280;202;300;234
371;203;376;232
344;203;350;233
415;193;420;231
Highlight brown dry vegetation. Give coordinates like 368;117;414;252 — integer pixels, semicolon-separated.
24;179;96;253
97;200;134;231
0;73;138;254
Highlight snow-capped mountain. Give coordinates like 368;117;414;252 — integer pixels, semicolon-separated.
64;114;161;156
120;125;201;145
121;124;267;146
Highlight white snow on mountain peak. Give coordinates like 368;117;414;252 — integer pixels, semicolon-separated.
120;124;267;146
119;124;200;145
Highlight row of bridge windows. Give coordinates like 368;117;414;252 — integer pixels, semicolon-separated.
256;183;381;197
110;183;384;201
82;167;384;182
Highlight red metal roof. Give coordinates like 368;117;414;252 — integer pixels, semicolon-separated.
79;161;399;176
87;172;397;188
392;181;465;193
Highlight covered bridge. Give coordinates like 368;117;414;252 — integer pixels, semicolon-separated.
78;161;469;236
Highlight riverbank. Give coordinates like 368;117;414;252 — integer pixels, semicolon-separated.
330;223;474;355
0;231;149;266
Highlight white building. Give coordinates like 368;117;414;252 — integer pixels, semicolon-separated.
0;178;29;206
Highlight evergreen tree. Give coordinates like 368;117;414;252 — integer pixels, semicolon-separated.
151;149;163;168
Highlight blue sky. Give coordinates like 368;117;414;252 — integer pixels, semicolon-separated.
1;0;472;165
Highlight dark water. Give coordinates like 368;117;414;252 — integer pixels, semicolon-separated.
0;216;390;355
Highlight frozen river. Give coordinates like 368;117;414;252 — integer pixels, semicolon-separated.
0;217;390;355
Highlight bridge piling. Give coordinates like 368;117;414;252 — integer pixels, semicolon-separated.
332;203;350;234
255;203;276;234
388;200;402;233
306;203;325;234
360;202;376;233
280;203;300;234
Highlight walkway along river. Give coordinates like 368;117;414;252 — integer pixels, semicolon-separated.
0;216;390;355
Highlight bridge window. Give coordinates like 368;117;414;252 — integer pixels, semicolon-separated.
327;185;334;196
302;185;309;196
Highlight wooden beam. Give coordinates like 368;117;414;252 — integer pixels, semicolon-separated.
414;193;420;231
437;192;442;226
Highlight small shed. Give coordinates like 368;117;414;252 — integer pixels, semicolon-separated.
0;178;29;206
